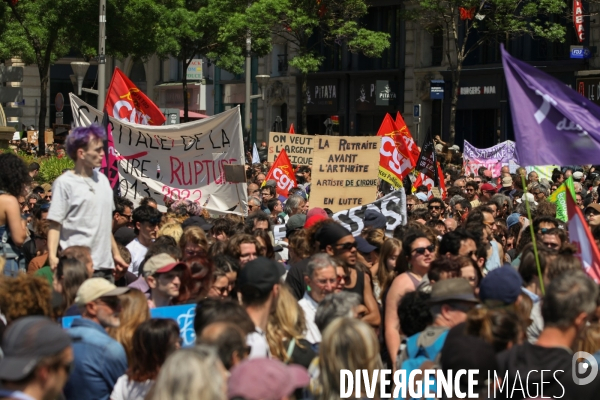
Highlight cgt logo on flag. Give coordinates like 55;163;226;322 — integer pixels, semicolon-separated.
265;149;297;197
105;67;166;126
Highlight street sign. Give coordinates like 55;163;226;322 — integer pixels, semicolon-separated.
430;80;444;100
570;45;591;59
413;104;421;118
186;59;203;80
55;93;64;112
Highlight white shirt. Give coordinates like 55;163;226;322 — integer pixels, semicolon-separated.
47;170;114;270
246;327;271;359
298;291;321;344
126;238;148;276
110;375;153;400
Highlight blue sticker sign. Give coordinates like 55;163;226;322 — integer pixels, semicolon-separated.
62;303;197;347
570;46;591;59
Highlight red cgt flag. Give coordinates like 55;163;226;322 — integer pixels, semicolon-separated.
413;162;446;200
289;123;295;134
264;149;297;198
377;113;414;188
105;67;166;126
395;111;420;164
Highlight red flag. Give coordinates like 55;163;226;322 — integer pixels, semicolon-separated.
413;162;446;200
395;111;420;164
289;123;295;134
264;149;297;197
574;0;585;43
377;114;414;188
566;189;600;282
105;67;166;126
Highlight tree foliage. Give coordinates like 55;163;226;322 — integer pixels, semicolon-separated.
405;0;567;143
247;0;391;133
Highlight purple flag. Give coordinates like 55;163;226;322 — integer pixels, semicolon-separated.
501;45;600;166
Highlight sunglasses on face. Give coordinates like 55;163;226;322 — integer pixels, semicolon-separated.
429;205;441;210
337;274;348;283
97;296;121;310
466;188;475;192
412;244;435;255
336;241;358;251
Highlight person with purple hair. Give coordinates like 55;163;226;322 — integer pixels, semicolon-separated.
47;123;128;281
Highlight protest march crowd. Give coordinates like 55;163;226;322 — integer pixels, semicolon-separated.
2;49;600;400
0;122;599;400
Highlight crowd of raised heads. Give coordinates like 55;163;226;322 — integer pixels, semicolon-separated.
0;127;599;400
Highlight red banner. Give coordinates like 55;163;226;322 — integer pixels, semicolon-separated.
377;113;415;188
104;67;166;126
395;111;420;164
574;0;585;43
567;188;600;282
289;123;295;134
264;149;297;197
413;162;446;200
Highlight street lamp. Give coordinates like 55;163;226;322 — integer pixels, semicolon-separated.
70;62;90;96
255;75;270;100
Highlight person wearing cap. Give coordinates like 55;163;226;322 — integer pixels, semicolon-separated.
479;183;497;203
364;209;387;230
142;253;187;308
228;358;309;400
585;203;600;227
496;271;600;399
499;175;514;195
125;205;162;277
298;253;339;345
238;257;282;359
573;170;584;182
47;124;128;278
397;278;478;371
0;317;74;400
285;214;306;239
64;278;129;400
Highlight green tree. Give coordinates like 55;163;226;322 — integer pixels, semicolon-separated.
405;0;567;144
248;0;390;133
156;0;273;122
0;0;165;155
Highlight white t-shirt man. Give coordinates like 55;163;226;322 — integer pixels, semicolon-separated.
298;291;321;344
126;238;148;276
48;170;114;270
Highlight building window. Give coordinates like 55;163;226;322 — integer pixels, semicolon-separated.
431;30;443;66
278;53;288;73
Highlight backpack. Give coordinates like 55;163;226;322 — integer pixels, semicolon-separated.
0;191;26;275
397;329;449;400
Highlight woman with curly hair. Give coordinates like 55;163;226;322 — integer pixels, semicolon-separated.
0;153;31;276
0;274;52;325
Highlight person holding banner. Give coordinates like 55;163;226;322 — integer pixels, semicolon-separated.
47;124;129;281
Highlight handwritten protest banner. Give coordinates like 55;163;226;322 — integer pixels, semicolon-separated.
310;136;381;213
62;304;196;347
333;189;407;236
267;132;314;165
463;140;518;177
70;95;246;215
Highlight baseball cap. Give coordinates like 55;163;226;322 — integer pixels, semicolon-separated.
286;214;306;232
480;183;497;192
502;176;513;188
515;192;538;206
142;253;187;278
182;216;213;232
0;317;72;381
428;278;479;304
306;207;328;219
573;171;584;180
228;358;309;400
304;214;327;229
237;257;282;295
75;278;129;306
314;223;352;249
355;236;377;254
585;203;600;214
506;213;521;229
479;265;523;306
364;209;387;230
415;192;428;202
449;145;460;151
265;179;277;188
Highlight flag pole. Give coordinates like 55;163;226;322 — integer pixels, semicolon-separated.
521;174;545;295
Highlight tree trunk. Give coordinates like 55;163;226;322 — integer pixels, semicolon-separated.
37;63;49;156
448;66;461;146
182;59;189;123
301;72;307;134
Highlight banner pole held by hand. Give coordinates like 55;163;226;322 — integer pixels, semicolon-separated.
522;174;545;296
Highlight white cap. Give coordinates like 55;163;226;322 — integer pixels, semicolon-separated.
515;192;538;206
74;278;129;306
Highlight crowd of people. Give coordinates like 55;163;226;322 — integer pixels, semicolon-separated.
0;123;599;400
